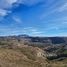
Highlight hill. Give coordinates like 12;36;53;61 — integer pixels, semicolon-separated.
0;35;67;67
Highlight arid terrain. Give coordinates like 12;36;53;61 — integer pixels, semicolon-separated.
0;35;67;67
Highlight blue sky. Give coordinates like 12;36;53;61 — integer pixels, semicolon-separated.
0;0;67;36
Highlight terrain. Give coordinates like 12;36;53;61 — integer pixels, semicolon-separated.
0;35;67;67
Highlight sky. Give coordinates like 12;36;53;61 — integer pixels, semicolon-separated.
0;0;67;36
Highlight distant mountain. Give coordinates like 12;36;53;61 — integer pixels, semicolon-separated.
0;35;67;45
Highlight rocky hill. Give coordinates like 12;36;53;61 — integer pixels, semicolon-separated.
0;35;67;67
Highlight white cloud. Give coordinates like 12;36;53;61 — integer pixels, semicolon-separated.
59;2;67;12
0;0;45;17
13;16;22;23
40;8;58;20
46;26;59;31
0;0;18;9
17;0;45;6
40;1;67;20
0;9;11;16
0;0;18;17
62;22;67;24
22;27;44;36
6;0;17;4
0;0;44;9
0;9;7;16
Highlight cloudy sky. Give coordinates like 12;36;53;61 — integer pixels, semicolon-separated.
0;0;67;36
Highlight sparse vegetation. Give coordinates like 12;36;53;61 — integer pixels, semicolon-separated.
0;35;67;67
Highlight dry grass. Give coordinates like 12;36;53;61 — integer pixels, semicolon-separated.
0;48;43;67
0;47;67;67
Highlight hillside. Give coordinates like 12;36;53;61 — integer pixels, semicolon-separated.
0;47;47;67
0;35;67;67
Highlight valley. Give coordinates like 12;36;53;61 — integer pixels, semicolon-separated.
0;35;67;67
